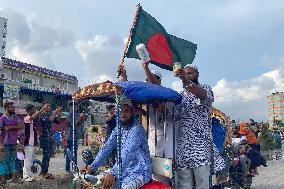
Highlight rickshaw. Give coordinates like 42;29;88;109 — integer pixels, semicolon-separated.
71;80;181;189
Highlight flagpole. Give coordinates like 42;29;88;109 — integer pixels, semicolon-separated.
117;3;141;78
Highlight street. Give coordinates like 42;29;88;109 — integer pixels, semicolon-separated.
42;145;284;189
251;157;284;189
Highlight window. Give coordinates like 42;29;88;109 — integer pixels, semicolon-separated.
11;72;22;82
39;78;44;86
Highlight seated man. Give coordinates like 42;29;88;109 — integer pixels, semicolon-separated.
86;100;152;189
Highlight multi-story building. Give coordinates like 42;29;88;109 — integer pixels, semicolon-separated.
0;17;7;57
0;57;78;114
267;92;284;126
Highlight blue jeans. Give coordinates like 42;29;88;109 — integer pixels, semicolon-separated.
177;165;210;189
65;140;78;172
0;145;17;176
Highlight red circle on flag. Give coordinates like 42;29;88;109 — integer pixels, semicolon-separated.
146;33;172;65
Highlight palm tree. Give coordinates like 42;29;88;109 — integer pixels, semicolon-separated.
273;119;284;128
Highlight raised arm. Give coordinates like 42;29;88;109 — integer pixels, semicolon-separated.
50;107;62;123
118;65;128;81
29;108;45;121
142;61;160;85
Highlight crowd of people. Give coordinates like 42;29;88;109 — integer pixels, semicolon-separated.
0;100;87;185
0;60;277;189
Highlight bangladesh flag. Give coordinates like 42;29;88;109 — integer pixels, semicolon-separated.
125;5;197;70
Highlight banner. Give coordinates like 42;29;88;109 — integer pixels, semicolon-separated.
3;84;20;110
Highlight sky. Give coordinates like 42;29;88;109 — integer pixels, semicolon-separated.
0;0;284;121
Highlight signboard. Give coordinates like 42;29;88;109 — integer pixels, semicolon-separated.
3;84;20;112
2;57;77;83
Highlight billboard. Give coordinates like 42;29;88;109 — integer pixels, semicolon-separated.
0;17;7;57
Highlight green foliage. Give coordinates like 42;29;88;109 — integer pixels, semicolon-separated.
259;126;279;151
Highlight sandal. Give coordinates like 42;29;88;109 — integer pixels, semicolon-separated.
42;173;55;179
0;180;6;187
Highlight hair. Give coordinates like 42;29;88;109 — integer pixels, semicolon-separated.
106;105;115;111
42;101;51;106
25;104;35;112
3;101;14;109
68;102;75;107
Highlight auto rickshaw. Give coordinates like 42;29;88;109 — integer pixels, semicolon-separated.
71;80;181;189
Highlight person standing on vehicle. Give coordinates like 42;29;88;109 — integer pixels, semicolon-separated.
119;61;174;184
23;104;45;182
0;101;24;184
39;102;62;179
174;64;225;189
119;62;170;157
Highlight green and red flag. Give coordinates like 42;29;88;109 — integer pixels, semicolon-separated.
125;4;197;70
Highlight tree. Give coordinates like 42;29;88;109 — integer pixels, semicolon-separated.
273;118;284;127
259;124;277;151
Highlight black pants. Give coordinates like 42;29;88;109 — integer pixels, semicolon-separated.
41;140;52;174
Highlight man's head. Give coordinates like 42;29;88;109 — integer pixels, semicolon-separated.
4;101;15;115
146;70;162;85
106;105;115;115
42;101;52;113
26;104;36;115
184;64;199;84
232;127;238;134
120;101;134;126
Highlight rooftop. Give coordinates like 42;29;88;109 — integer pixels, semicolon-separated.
1;57;77;83
269;92;284;96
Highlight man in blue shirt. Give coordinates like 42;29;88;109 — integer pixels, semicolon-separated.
86;101;152;189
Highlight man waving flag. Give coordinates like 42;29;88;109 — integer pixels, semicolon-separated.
124;4;197;70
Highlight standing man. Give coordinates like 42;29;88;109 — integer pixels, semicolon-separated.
38;102;62;179
23;104;44;182
119;62;166;157
0;101;24;184
119;61;173;183
174;64;225;189
65;102;85;173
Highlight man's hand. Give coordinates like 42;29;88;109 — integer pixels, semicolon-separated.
142;60;151;69
5;124;24;131
174;68;185;80
55;107;63;115
0;143;3;151
102;173;115;189
79;166;87;174
86;165;93;174
118;65;127;81
79;113;85;119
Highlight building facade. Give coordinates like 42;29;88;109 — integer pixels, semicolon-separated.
0;17;7;57
0;57;78;114
268;92;284;126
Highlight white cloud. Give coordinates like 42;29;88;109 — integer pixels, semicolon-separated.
212;57;284;121
2;9;74;68
75;35;146;85
170;56;284;122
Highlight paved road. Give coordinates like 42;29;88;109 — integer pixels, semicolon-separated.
45;145;284;189
37;145;88;174
251;157;284;189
